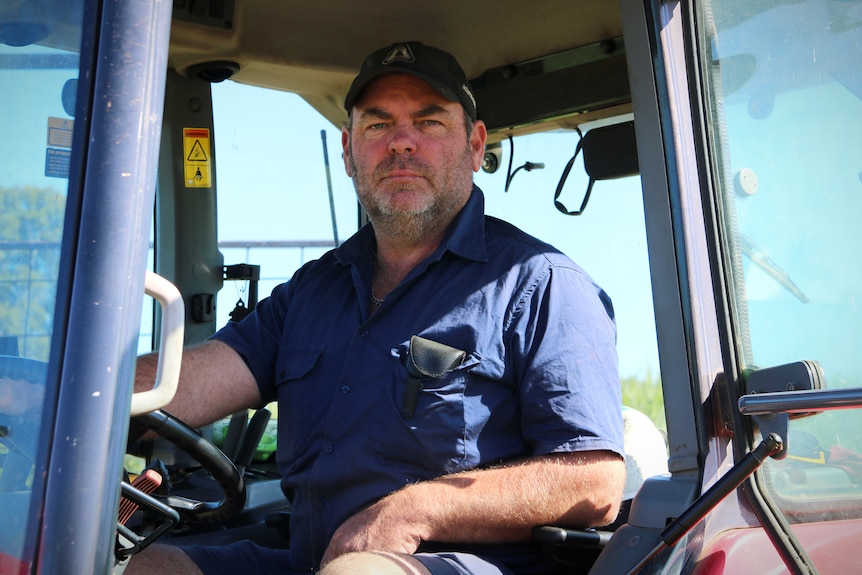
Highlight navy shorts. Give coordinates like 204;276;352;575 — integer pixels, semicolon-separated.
182;541;516;575
414;552;514;575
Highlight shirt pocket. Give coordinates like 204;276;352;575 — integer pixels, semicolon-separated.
275;346;324;462
370;347;480;478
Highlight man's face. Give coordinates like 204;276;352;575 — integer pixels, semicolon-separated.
342;74;486;243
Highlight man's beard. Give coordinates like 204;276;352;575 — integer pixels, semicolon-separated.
349;147;474;244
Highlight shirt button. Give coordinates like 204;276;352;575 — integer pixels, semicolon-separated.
359;330;369;338
323;444;334;454
341;385;351;394
313;500;324;510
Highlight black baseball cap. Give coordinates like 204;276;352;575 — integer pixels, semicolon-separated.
344;41;477;121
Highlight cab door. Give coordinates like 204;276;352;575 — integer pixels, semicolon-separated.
694;0;862;571
0;0;172;572
597;0;862;573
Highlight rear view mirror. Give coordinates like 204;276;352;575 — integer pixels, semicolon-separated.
554;120;639;216
583;121;638;181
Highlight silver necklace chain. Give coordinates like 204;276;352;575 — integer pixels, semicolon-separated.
371;255;385;305
370;285;384;305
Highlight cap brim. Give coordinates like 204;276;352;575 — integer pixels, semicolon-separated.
345;66;462;112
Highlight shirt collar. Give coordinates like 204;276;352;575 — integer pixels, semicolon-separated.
335;185;489;267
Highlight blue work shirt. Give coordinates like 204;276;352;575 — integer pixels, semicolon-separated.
213;186;623;573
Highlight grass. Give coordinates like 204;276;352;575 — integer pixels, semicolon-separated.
621;370;666;432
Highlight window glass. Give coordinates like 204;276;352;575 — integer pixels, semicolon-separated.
211;84;359;329
0;2;82;566
474;125;663;429
206;85;360;438
703;0;862;523
137;226;154;354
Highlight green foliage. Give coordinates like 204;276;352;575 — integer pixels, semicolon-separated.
621;370;666;432
0;186;66;360
620;370;860;456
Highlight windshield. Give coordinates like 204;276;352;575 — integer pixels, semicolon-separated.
702;0;862;530
0;2;82;567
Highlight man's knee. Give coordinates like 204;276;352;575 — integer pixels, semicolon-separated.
124;544;203;575
319;551;432;575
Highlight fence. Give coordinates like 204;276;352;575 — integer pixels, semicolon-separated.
139;240;336;352
0;241;335;358
0;241;60;360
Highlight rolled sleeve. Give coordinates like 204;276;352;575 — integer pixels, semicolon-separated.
510;263;623;458
211;279;294;404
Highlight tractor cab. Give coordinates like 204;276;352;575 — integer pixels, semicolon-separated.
1;0;862;573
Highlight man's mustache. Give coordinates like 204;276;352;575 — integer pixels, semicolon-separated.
373;155;431;179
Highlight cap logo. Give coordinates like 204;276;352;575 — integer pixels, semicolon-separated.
382;43;415;65
461;83;477;112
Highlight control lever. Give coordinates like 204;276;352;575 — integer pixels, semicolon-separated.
626;433;784;574
234;408;271;470
221;411;248;462
118;466;165;524
115;480;179;560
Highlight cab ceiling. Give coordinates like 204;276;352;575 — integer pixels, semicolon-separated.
169;0;628;136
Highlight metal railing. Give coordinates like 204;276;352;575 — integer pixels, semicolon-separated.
139;240;337;351
0;241;61;359
2;240;336;358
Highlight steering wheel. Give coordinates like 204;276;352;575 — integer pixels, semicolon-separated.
130;409;246;523
0;353;245;522
0;355;46;492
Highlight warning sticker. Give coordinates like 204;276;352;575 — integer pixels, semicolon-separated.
45;148;71;179
48;117;74;148
183;127;212;188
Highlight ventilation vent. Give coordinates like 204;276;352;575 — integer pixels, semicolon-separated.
173;0;235;31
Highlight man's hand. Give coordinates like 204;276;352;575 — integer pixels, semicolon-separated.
0;377;44;416
321;493;425;566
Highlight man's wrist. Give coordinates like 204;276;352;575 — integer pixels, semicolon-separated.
384;480;445;543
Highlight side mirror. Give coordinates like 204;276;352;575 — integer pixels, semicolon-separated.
62;78;77;117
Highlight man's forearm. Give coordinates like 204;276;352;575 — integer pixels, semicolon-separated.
399;450;625;542
322;450;625;564
134;339;261;428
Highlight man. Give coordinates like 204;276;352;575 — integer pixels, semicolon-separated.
129;41;625;575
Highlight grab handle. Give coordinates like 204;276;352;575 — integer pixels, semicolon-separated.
130;271;185;416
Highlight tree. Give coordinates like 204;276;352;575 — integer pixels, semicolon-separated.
0;185;66;360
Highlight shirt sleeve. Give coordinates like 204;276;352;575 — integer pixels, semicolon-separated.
509;262;624;458
211;280;293;404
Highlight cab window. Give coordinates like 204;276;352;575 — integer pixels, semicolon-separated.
211;83;359;328
0;13;81;568
702;0;862;524
475;125;661;427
